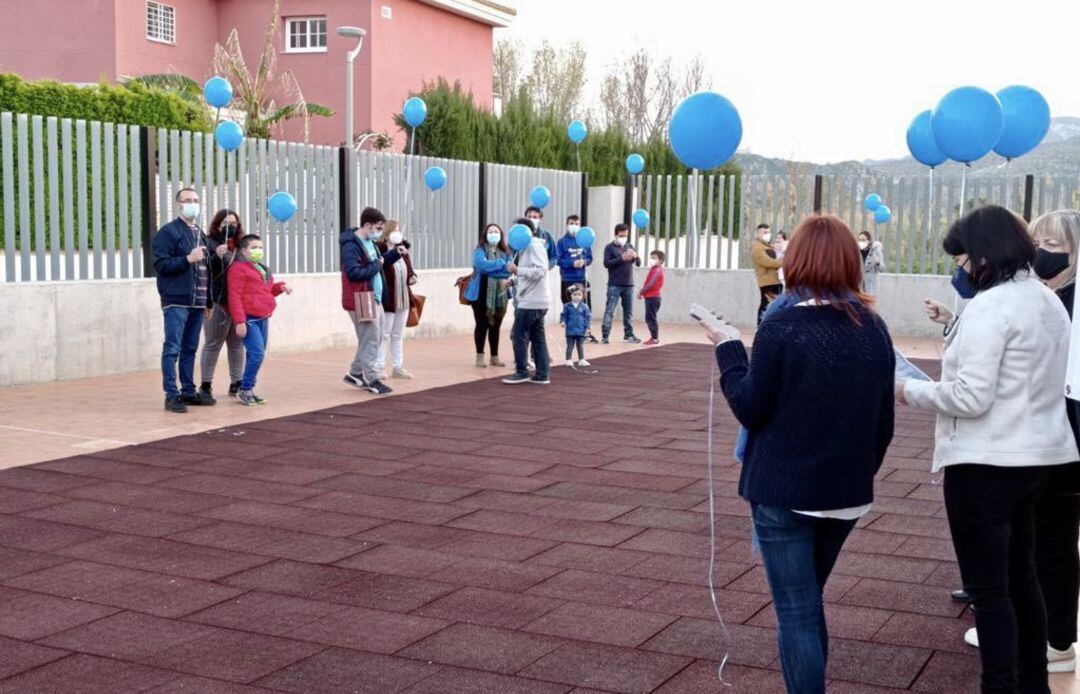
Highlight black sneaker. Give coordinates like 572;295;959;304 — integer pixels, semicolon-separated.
228;381;241;396
601;337;610;345
586;334;600;344
181;391;216;406
236;390;259;406
165;396;188;413
251;393;266;405
368;380;393;395
624;335;642;344
343;372;367;389
951;589;970;603
502;372;531;384
529;375;551;385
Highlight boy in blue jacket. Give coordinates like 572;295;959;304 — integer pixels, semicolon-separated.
560;284;592;368
557;214;599;344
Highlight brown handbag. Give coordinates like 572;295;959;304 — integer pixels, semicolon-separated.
454;274;474;306
407;293;426;327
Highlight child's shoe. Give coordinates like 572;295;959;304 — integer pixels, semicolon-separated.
643;338;659;346
392;368;413;379
565;359;575;368
624;335;642;344
251;393;266;405
236;390;259;406
578;359;591;367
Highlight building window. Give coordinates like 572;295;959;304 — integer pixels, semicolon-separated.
286;17;327;53
146;1;176;44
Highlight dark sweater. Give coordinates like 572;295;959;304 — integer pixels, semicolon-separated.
603;241;641;286
715;302;895;511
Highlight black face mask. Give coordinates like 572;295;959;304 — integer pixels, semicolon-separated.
1034;248;1070;280
222;224;237;239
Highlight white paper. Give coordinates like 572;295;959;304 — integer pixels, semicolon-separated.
895;347;932;382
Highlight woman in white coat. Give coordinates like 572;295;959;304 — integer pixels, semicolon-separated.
898;205;1078;694
858;230;885;296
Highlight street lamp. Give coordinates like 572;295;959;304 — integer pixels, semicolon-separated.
336;26;367;146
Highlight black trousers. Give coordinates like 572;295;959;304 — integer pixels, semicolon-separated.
758;284;782;326
944;463;1051;694
1035;492;1080;651
471;302;505;356
644;297;661;340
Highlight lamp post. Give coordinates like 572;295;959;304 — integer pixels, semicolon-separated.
335;26;367;147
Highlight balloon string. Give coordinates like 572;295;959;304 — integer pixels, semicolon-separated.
706;357;733;687
959;165;968;218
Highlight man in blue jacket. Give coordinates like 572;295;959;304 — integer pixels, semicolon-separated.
152;187;214;413
556;214;598;343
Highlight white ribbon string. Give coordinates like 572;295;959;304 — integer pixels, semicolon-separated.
706;357;733;687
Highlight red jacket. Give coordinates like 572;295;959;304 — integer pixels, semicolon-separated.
641;265;665;299
227;260;285;323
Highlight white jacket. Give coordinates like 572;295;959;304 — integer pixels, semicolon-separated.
903;274;1078;472
510;237;550;310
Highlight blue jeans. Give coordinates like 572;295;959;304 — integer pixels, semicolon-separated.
602;285;635;339
162;306;205;398
751;503;856;694
511;308;549;379
240;317;269;391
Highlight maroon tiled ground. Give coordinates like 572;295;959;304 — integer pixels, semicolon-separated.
0;345;977;691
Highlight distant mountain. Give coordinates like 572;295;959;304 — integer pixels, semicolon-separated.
733;117;1080;178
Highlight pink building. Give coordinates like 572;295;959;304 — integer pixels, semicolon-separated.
0;0;514;146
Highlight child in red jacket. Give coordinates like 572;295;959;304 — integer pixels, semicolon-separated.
638;249;665;345
227;234;292;405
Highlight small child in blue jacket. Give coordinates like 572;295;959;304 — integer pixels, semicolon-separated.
560;284;591;368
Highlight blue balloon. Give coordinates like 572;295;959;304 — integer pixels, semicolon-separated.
668;92;742;170
203;77;233;108
576;226;596;247
864;194;882;212
567;120;588;144
529;185;551;209
267;192;297;222
632;209;650;228
626;153;645;174
906;110;947;168
994;85;1051;160
424;166;447;191
931;86;1004;163
508;223;532;252
403;97;427;128
874;205;892;224
214;120;244;152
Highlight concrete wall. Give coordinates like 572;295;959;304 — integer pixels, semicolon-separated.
0;268;479;387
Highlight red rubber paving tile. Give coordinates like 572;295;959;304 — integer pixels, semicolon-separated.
310;472;474;502
188;591;340;635
640;616;779;668
197;500;385;537
531;498;639;522
356;521;559;561
393;464;555;494
3;559;151;598
893;535;957;563
923;561;964;589
840;578;969;618
620;553;753;587
144;629;324;683
0;546;71;580
522;601;679;648
145;676;276;693
0;654;177;694
0;635;69;680
526;569;665;608
0;514;107;551
159;473;321;504
185;456;344;486
910;650;981;693
864;513;953;540
401;667;572;694
165;521;372;564
297;489;472;525
61;480;233;514
448;509;645;547
428;557;564;592
57;534;271;580
831;551;941;583
747;603;895;641
519;640;693;694
286;605;449;653
0;466;100;493
654;661;787;694
311;571;457;612
0;586;119;640
221;559;356;596
36;457;189;485
617;528;714;559
870;612;974;654
725;565;861;602
21;499;213;537
414;586;563;629
85;446;213;468
633;582;772;624
334;544;461;577
400;623;565;674
40;611;217;659
531;465;697;494
255;647;439;693
0;486;64;513
455;489;561;513
527;542;653;574
88;573;247;618
824;638;932;689
534;481;706;511
614;507;712;534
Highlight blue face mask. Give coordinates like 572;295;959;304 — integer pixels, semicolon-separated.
951;266;978;299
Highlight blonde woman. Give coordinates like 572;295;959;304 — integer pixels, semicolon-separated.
373;220;417;379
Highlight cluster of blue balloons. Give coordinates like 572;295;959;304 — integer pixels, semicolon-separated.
907;85;1050;166
864;194;891;224
268;192;297;222
205;77;246;153
668;92;742;170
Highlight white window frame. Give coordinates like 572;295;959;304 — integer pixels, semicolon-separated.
284;16;328;54
146;1;176;45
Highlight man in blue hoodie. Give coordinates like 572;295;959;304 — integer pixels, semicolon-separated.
524;206;557;268
152;187;214;413
557;214;599;344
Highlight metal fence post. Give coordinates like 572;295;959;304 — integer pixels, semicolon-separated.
579;171;589;226
138;126;157;277
623;172;633;226
813;174;823;214
338;146;352;230
1023;174;1034;222
478;161;487;230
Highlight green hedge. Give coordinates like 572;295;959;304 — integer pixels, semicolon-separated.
0;74;211;131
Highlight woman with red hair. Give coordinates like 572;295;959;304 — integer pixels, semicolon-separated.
701;215;896;694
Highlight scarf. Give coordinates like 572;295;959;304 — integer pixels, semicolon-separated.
484;244;508;324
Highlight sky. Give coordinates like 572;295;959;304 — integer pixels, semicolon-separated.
494;0;1080;164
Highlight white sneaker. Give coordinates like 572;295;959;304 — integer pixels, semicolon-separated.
391;368;413;380
578;359;591;367
964;627;979;648
527;360;535;372
565;360;575;368
1048;644;1076;673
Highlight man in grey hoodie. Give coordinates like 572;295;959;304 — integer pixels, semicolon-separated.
503;217;551;385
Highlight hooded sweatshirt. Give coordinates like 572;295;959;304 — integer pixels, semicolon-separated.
511;237;550;310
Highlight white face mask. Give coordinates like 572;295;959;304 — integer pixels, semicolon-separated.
486;232;502;246
528;217;541;229
567;224;580;235
572;297;582;305
614;236;628;247
858;241;869;250
648;258;659;267
760;233;771;244
389;231;404;245
181;202;200;222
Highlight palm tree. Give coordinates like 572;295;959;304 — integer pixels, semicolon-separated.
130;0;332;141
